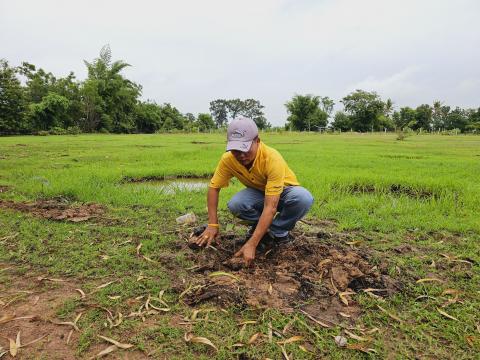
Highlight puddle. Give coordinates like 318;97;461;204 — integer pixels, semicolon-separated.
130;179;209;195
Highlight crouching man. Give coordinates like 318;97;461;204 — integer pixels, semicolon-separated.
194;117;314;266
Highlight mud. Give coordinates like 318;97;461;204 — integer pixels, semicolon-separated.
0;199;105;222
180;224;402;324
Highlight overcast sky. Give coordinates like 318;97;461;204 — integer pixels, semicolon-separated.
1;0;479;125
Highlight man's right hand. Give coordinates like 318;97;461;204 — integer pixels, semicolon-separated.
194;226;219;247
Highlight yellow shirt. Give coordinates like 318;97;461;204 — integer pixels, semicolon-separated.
209;142;299;196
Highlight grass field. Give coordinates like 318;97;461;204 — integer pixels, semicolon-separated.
0;133;479;359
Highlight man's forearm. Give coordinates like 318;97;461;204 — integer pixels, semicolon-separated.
247;207;276;247
207;187;220;224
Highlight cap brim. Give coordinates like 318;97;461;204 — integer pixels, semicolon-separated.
226;139;253;152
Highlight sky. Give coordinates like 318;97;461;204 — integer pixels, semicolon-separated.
1;0;479;125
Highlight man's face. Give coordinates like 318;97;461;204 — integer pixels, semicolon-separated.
231;138;259;166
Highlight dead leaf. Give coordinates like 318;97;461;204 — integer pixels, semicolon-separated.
9;337;18;357
20;334;47;348
136;243;142;256
50;320;80;331
268;283;273;295
248;332;261;345
98;335;134;349
416;278;442;283
0;314;15;324
107;295;121;300
277;336;303;345
184;333;218;351
442;289;461;296
377;305;402;322
437;308;458;321
339;291;355;306
346;343;377;354
208;271;240;281
345;330;370;342
279;345;290;360
75;289;86;299
339;312;351;318
93;344;118;358
346;240;363;246
142;255;156;263
96;281;116;289
299;309;332;328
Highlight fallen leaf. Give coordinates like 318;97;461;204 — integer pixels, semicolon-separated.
248;332;261;345
377;305;402;322
279;345;290;360
268;283;273;295
277;336;303;345
98;335;134;349
50;320;80;331
442;289;461;296
107;295;121;300
96;281;116;289
136;243;142;256
238;320;257;325
94;344;118;358
208;271;239;281
416;278;442;283
20;334;47;348
437;308;458;321
299;309;332;328
346;240;363;246
75;289;86;299
339;291;355;306
9;337;18;357
345;330;370;342
184;333;218;351
339;312;351;318
346;343;377;354
0;314;15;324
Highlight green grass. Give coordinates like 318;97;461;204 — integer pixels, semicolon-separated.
0;132;479;359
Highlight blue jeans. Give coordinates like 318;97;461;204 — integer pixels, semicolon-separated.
227;186;314;237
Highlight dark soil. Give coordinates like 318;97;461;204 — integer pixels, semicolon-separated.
0;199;105;222
180;224;402;324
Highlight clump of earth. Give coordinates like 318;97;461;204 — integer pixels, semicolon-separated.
180;223;402;323
0;199;104;222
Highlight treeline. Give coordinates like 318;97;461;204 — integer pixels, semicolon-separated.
285;92;480;133
1;46;479;135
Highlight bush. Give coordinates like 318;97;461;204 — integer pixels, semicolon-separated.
36;130;49;136
50;126;67;135
66;126;81;135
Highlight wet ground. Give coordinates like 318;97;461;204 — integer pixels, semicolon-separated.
0;199;105;222
180;222;403;324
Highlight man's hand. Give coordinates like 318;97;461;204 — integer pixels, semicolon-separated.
194;226;219;247
234;242;257;266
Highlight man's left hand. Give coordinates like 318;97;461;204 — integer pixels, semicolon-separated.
234;242;257;266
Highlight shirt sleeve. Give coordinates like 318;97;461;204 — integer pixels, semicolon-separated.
209;154;233;189
265;153;286;196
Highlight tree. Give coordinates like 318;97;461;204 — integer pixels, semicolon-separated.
82;45;141;133
319;96;335;118
330;111;351;131
397;107;416;129
28;92;70;131
17;62;56;103
413;104;432;131
445;107;469;132
196;113;215;132
285;94;328;131
134;101;162;133
209;98;269;129
0;60;27;134
209;99;228;128
159;103;184;131
341;90;386;132
432;101;450;131
465;108;480;132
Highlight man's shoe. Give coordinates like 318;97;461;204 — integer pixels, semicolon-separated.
273;233;294;245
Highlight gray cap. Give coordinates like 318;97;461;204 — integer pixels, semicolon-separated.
226;117;259;152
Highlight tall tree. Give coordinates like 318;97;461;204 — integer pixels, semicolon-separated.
0;60;27;134
196;113;215;132
330;111;351;131
341;90;386;132
82;45;141;133
413;104;432;130
285;94;328;131
209;99;228;128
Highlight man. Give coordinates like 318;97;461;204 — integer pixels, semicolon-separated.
194;117;314;266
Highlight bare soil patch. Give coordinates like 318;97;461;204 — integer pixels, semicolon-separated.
0;199;105;222
180;224;402;324
0;185;10;193
0;267;83;359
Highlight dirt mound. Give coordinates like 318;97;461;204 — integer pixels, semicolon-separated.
0;199;104;222
181;228;402;324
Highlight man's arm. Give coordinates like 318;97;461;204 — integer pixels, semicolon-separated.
195;187;221;246
234;194;280;265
